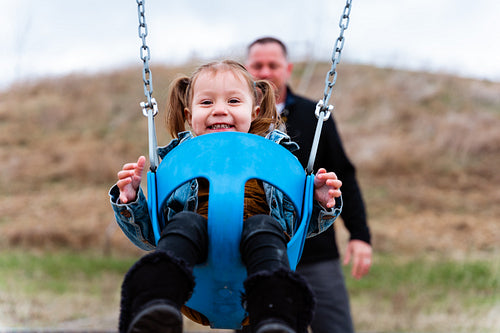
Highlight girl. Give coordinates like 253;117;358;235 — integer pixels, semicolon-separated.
109;60;343;333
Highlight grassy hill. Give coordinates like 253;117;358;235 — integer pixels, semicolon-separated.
0;62;499;331
1;62;498;256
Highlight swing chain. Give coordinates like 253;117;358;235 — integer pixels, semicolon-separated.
307;0;352;174
136;0;159;171
137;0;157;117
315;0;352;121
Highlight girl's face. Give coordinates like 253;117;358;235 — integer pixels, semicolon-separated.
185;70;259;136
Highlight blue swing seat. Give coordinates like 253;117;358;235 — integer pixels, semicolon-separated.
147;132;314;329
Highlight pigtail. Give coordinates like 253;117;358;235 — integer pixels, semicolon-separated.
250;80;284;136
165;76;191;138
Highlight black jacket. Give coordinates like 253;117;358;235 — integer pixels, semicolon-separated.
283;87;371;263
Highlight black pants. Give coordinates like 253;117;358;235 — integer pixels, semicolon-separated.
158;211;290;275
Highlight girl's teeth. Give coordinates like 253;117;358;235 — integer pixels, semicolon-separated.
211;124;231;129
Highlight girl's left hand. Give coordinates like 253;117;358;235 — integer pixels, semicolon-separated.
313;168;342;209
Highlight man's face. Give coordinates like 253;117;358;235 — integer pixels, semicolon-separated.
246;42;293;103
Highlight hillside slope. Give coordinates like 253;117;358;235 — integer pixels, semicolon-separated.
0;62;499;257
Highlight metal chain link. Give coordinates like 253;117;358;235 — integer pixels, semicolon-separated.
137;0;158;117
317;0;352;120
307;0;353;173
136;0;159;171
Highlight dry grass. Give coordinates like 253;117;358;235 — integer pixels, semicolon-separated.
0;62;499;331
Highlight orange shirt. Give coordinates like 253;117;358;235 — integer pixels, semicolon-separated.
197;178;269;220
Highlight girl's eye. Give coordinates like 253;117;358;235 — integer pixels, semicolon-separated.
229;98;240;104
200;100;212;105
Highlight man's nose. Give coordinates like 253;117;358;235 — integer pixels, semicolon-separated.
258;67;271;79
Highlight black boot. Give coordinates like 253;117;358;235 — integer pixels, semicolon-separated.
119;250;195;333
243;269;315;333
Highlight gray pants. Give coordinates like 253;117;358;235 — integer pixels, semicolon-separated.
296;259;354;333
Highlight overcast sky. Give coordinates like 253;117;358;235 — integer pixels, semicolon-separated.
2;0;500;90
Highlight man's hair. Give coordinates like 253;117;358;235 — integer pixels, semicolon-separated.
247;36;288;58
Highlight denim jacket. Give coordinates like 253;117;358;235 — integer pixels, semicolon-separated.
109;130;342;251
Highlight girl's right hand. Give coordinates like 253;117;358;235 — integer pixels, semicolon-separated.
117;156;146;204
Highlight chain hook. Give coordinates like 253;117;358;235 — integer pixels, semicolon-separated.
314;100;333;121
141;97;158;117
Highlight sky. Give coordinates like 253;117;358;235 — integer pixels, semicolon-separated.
2;0;500;90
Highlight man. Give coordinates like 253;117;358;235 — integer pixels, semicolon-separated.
245;37;372;333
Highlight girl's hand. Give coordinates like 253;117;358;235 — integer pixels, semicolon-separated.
313;168;342;209
117;156;146;204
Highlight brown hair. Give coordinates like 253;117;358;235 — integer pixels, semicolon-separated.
165;60;283;138
247;36;288;58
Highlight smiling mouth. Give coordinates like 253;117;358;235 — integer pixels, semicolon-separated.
208;124;234;130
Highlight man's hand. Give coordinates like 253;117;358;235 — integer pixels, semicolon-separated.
343;239;372;279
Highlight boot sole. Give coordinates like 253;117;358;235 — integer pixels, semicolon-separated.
256;322;296;333
127;302;182;333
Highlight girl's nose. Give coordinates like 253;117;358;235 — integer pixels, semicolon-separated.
211;102;228;115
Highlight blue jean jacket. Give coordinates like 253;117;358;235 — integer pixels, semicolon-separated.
109;130;342;251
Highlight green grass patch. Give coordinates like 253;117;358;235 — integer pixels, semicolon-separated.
1;251;498;331
0;250;137;295
2;251;498;302
345;254;500;312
